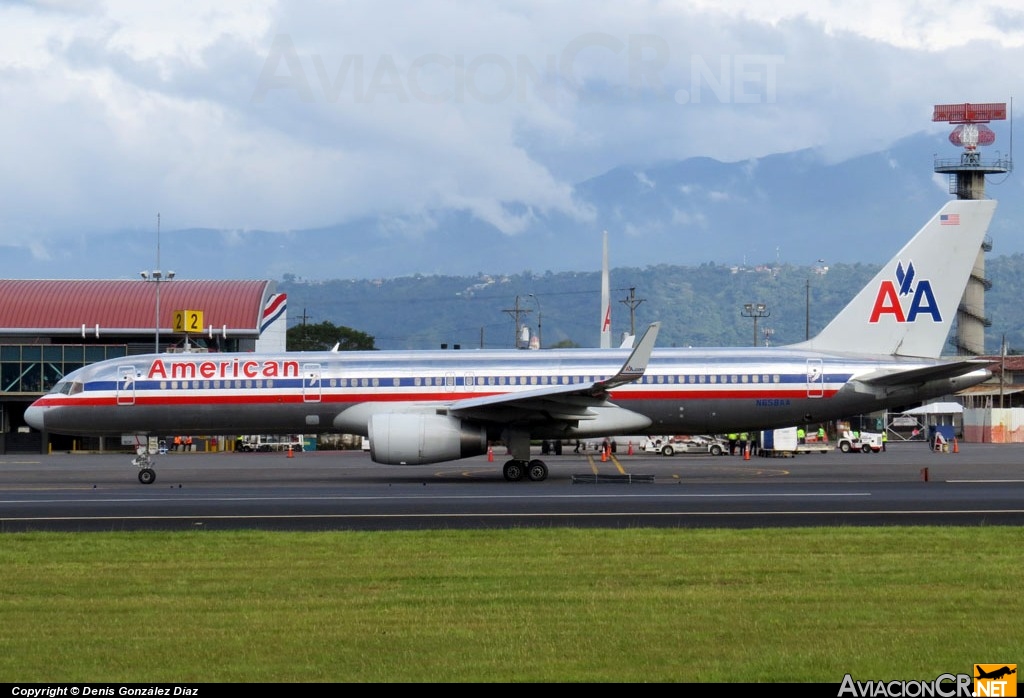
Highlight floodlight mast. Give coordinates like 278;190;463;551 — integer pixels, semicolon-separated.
140;214;175;353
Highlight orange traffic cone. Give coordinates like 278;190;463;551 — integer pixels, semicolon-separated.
952;438;959;454
487;445;494;462
744;444;750;461
287;446;294;458
600;447;608;462
627;441;634;455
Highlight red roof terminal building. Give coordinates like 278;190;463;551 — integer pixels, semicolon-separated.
0;279;286;453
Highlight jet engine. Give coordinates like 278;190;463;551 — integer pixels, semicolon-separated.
368;413;488;465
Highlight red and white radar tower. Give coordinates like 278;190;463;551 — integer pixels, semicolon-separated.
932;102;1012;355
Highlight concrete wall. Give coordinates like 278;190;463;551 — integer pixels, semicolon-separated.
964;407;1024;443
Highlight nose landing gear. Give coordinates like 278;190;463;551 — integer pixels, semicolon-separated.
131;446;157;485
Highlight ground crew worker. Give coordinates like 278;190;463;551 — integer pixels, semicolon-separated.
797;427;806;444
184;435;193;451
173;435;182;451
881;431;887;451
739;432;748;455
817;426;826;441
727;433;738;455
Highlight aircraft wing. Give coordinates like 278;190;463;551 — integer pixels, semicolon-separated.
853;359;995;387
449;322;660;422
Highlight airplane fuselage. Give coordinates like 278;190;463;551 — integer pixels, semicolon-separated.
26;345;988;447
21;199;999;484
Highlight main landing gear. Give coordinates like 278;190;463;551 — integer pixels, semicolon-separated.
503;459;549;482
131;447;157;485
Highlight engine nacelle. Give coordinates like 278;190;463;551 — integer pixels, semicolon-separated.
368;413;488;465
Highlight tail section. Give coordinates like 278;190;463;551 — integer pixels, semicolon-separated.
792;199;997;358
600;230;611;348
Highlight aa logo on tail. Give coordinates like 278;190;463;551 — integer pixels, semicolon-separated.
869;261;941;323
974;664;1017;697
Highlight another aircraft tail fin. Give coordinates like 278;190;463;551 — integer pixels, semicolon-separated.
791;199;997;358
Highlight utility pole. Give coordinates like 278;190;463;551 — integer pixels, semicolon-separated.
619;287;645;337
805;279;810;341
502;296;533;349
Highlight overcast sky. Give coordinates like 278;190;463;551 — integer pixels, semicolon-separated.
2;0;1022;276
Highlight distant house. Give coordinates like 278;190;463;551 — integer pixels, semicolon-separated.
956;355;1024;410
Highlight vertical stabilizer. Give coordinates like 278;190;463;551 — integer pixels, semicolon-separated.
792;199;997;358
600;231;611;348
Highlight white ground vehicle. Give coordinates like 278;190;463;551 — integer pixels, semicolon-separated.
237;434;304;452
837;431;882;453
643;435;727;456
758;427;834;457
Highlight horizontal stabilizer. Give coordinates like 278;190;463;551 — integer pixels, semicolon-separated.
855;359;995;387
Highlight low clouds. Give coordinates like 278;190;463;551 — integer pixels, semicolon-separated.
1;0;1022;276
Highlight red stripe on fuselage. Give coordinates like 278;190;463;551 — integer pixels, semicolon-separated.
33;387;838;409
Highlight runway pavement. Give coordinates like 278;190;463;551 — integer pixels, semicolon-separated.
1;441;1023;531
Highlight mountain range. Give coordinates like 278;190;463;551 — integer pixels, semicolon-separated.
5;127;1020;282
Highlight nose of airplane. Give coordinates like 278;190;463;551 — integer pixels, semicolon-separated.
25;404;45;431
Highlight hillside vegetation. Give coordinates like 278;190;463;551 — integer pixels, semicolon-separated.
278;255;1024;353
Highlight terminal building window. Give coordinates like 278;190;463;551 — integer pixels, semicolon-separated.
0;344;128;394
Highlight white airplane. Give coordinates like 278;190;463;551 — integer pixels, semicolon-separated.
26;199;997;484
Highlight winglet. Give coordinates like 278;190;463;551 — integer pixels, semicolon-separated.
599;322;660;390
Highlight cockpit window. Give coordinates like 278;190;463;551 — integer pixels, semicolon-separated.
54;380;84;395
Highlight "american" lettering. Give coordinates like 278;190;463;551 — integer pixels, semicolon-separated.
147;358;300;380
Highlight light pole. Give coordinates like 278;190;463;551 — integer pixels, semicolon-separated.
140;270;175;353
140;214;174;353
807;259;825;340
528;293;542;349
741;303;769;347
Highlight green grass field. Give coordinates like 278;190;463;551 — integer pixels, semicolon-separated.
1;527;1019;683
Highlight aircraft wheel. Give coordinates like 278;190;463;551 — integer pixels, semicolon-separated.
503;460;526;482
526;459;548;482
138;468;156;485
